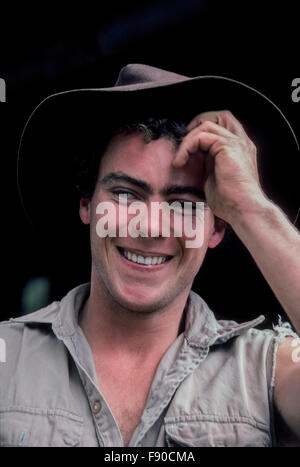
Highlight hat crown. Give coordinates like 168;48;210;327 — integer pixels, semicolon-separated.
115;63;187;87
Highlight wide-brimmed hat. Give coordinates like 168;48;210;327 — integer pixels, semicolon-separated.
18;63;299;236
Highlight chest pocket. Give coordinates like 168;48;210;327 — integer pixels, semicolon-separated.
164;419;271;447
0;408;83;447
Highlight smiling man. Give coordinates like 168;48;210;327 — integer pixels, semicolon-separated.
76;123;226;445
79;126;223;314
1;64;300;447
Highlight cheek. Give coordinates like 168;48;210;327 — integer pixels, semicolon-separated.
203;209;216;238
178;208;214;250
91;199;143;243
181;245;207;281
90;191;120;239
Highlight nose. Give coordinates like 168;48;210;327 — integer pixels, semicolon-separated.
147;201;163;238
126;200;165;238
145;200;182;239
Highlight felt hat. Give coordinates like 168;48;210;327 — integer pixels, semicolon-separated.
17;63;299;235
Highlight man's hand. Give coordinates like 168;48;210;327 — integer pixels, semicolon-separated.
173;110;267;223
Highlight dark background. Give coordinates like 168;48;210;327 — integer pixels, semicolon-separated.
0;0;299;327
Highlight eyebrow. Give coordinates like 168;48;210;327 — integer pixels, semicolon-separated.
162;184;205;200
100;172;153;194
100;172;205;199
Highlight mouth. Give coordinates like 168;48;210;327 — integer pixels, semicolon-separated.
117;247;173;266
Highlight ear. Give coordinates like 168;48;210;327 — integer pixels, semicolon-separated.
79;197;91;225
208;217;226;248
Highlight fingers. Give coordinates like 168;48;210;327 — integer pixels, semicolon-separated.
189;119;239;139
187;110;247;139
173;110;252;168
173;130;227;168
186;111;220;131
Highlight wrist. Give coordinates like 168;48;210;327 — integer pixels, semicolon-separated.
226;192;279;233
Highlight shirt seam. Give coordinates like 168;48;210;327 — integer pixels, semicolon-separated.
164;414;269;432
0;406;83;423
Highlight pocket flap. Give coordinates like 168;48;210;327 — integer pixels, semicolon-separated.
165;419;270;447
0;408;83;447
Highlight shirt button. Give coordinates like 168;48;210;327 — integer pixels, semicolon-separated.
92;401;102;414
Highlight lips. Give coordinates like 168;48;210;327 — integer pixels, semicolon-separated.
117;247;173;266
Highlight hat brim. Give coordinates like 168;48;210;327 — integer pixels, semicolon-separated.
18;74;300;237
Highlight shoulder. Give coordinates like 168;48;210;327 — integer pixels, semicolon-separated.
0;283;89;385
0;300;59;338
0;301;60;386
224;320;300;445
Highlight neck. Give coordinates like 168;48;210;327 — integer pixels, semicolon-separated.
79;274;189;361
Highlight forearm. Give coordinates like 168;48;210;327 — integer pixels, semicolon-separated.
229;196;300;334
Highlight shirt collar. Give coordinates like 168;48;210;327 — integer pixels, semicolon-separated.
184;290;265;348
10;283;265;346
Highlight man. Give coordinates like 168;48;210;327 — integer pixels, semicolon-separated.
1;64;300;447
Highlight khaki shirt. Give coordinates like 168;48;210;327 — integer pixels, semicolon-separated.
0;284;298;447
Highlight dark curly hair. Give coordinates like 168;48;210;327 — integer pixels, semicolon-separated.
72;117;188;199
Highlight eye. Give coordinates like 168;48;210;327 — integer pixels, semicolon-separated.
111;188;138;205
168;200;207;217
169;200;197;212
111;188;137;200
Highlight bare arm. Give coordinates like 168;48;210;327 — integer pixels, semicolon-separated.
228;196;300;334
230;200;300;440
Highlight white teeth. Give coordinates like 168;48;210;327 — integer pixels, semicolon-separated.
121;249;168;265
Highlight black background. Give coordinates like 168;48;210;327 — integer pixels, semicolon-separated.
0;0;299;326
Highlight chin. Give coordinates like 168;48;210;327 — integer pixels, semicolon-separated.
114;285;170;315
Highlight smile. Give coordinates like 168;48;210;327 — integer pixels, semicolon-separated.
117;247;173;266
